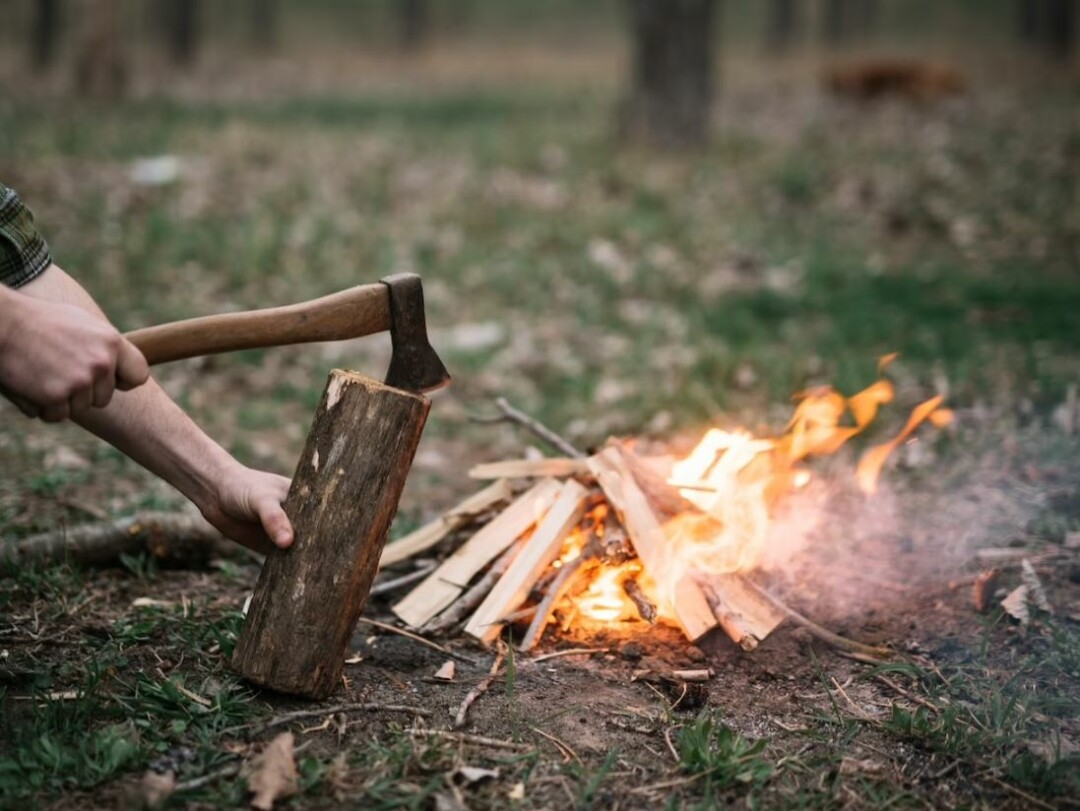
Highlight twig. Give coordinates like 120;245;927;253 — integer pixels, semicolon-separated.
370;562;437;597
531;647;609;663
872;674;941;715
222;703;432;738
407;729;534;752
473;397;585;459
663;726;681;762
623;578;657;624
175;741;314;793
985;775;1057;811
531;725;579;764
742;579;893;660
518;545;597;651
356;618;477;664
453;650;505;730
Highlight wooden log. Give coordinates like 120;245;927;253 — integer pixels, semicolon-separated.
232;371;430;698
392;479;563;629
464;480;590;645
469;458;591;480
588;448;717;641
700;573;786;651
379;479;514;568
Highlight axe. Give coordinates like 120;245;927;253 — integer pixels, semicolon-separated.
126;272;450;394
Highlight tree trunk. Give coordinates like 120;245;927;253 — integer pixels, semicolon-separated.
767;0;799;52
31;0;62;70
75;0;126;99
398;0;430;52
249;0;278;50
621;0;719;150
822;0;850;46
232;371;430;699
162;0;200;65
1044;0;1076;60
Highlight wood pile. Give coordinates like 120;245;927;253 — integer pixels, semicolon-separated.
381;441;787;652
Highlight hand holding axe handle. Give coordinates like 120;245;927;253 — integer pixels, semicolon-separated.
125;273;450;394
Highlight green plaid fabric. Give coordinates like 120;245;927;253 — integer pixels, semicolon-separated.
0;183;52;288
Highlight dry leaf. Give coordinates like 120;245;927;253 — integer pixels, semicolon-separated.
452;766;499;785
1001;585;1030;625
508;782;526;800
972;569;1001;613
247;732;298;810
1021;559;1052;614
140;770;176;808
434;660;456;681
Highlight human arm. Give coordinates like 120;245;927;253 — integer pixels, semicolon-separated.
6;266;294;554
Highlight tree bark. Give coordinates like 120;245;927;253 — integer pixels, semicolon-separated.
621;0;719;150
767;0;799;52
31;0;62;70
1044;0;1076;60
75;0;126;99
398;0;430;52
162;0;201;65
232;371;430;699
249;0;278;51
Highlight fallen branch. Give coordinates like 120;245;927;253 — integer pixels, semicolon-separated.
740;579;893;660
2;511;250;568
473;397;585;459
407;730;534;752
356;618;477;665
622;578;657;624
453;649;506;730
252;703;433;736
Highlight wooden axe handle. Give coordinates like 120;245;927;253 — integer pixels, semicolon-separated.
124;283;390;365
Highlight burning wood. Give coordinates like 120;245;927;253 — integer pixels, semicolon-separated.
382;366;950;655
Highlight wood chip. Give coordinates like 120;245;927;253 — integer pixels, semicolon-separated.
434;661;456;681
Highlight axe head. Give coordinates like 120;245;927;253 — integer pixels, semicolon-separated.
380;274;451;394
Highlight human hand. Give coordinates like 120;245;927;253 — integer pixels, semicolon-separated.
196;465;294;555
0;285;149;421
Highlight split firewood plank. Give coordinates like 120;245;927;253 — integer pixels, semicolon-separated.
392;479;564;629
380;479;514;568
700;573;786;651
587;448;717;641
422;541;523;635
469;458;592;480
464;480;590;645
232;371;429;699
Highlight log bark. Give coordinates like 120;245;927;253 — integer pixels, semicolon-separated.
232;371;430;698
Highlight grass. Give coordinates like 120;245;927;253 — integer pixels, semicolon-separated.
2;46;1079;810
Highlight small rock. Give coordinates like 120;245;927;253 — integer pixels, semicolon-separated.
620;642;645;662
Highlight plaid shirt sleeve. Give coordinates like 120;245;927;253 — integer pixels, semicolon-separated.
0;183;53;289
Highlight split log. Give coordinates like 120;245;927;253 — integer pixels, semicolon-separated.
392;480;563;629
422;541;523;635
588;448;717;641
232;371;430;699
700;573;786;651
1;511;243;568
469;458;592;480
379;479;513;568
465;480;590;645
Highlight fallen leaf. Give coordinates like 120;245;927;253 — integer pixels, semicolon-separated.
1002;585;1030;625
434;792;466;811
44;445;90;470
246;732;298;810
452;766;499;785
972;569;1001;613
839;757;884;776
434;660;456;681
508;782;526;800
1021;559;1052;614
140;770;175;808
